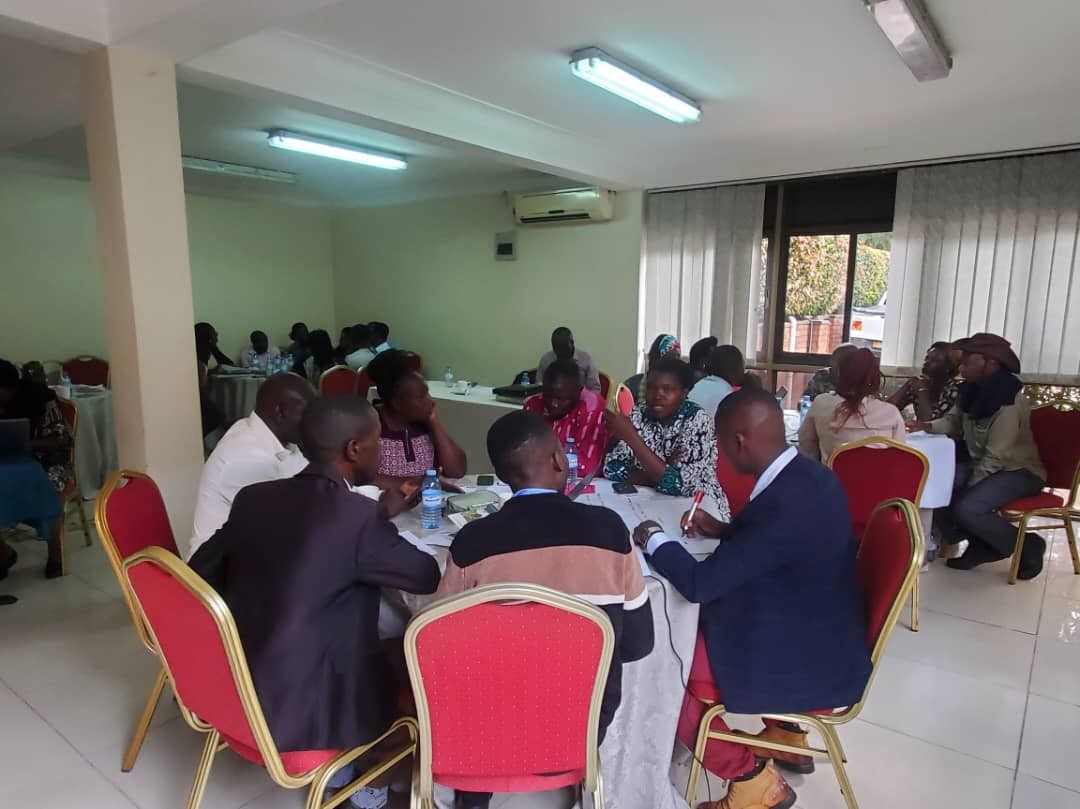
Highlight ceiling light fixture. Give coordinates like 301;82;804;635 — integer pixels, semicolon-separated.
569;47;701;124
266;130;407;170
863;0;952;82
181;156;297;184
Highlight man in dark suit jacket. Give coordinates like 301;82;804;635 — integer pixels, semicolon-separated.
190;395;440;809
634;388;871;809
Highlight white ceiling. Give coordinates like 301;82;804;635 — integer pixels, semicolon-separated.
3;0;1080;197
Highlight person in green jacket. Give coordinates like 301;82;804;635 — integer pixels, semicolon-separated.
907;333;1047;579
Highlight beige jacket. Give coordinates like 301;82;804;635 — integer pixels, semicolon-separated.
929;389;1045;485
798;393;907;462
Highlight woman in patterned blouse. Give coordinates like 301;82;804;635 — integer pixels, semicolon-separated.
888;341;961;421
604;357;731;521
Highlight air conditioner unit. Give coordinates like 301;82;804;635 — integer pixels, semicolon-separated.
512;187;615;224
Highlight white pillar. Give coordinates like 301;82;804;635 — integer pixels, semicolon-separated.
84;46;203;537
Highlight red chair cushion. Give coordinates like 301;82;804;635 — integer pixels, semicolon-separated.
103;476;179;557
320;367;358;396
831;445;924;538
1002;492;1065;512
1030;407;1080;490
616;386;634;416
858;504;913;650
222;731;338;775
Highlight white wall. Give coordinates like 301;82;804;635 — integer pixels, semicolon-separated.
0;170;336;364
332;191;644;386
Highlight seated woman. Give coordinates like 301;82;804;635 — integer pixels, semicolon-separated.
303;329;339;381
523;358;609;476
624;333;681;404
367;350;467;487
888;340;961;421
798;347;905;462
0;359;72;578
604;357;730;519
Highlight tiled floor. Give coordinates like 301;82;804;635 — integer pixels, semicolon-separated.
3;517;1080;809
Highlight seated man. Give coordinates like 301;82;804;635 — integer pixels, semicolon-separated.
369;321;395;354
523;358;610;476
240;330;281;368
911;333;1048;577
801;343;857;401
188;374;314;558
436;410;654;809
345;323;378;369
635;388;871;809
536;326;602;393
190;395;440;809
687;345;735;419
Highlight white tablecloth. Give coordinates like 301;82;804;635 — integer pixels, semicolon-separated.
210;375;264;426
425;383;521;474
393;479;700;809
70;390;118;500
906;432;956;509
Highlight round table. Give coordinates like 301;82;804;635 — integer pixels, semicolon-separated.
906;432;957;508
68;388;119;500
210;375;264;426
392;478;702;809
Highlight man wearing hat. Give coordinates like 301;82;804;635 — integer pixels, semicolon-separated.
908;333;1047;578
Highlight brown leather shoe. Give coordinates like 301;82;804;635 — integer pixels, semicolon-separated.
733;724;815;774
697;761;796;809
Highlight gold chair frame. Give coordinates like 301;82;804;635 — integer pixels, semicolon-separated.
123;547;417;809
827;437;928;631
404;583;615;809
684;498;925;809
93;470;173;771
1001;401;1080;585
319;365;359;396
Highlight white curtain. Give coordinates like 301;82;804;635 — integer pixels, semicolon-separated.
641;185;765;367
885;152;1080;381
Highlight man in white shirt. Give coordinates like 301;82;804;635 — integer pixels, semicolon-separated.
345;324;378;369
187;374;315;558
369;322;395;354
240;330;281;368
536;326;602;393
687;346;735;419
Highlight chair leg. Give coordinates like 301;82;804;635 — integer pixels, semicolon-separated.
685;703;725;806
77;499;92;546
591;770;606;809
122;667;167;772
800;717;858;809
1008;514;1031;585
910;576;920;632
186;730;220;809
1063;510;1080;575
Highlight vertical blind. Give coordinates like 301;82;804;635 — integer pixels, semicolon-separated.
642;185;765;365
885;152;1080;380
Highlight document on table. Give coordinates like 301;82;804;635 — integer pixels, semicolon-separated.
679;538;721;556
398;530;455;555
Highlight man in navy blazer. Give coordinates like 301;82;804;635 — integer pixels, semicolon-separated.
634;388;871;809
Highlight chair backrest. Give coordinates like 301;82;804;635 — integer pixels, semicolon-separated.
405;583;614;800
122;548;294;783
63;355;110;386
598;371;612;400
94;471;180;650
1029;403;1080;494
827;438;928;538
404;353;423;373
614;384;635;416
356;368;374;399
54;398;79;497
319;365;358;396
715;451;756;518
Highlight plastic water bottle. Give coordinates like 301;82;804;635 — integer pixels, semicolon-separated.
565;437;579;486
444;366;455;388
421;470;442;530
799;395;812;424
251;354;261;374
518;371;531;386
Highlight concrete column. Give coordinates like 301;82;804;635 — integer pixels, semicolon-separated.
84;46;203;538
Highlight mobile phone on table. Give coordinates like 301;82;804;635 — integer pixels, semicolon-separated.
612;481;638;495
476;474;496;486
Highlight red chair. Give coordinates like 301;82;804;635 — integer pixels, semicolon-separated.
715;451;756;519
405;583;615;809
404;353;423;373
123;547;417;809
318;365;358;396
598;371;612;400
55;399;91;561
684;498;924;809
94;470;180;771
1000;401;1080;585
63;355;110;386
827;437;928;631
357;368;374;399
611;383;634;416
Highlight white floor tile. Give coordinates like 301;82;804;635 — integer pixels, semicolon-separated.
1012;775;1080;809
496;789;574;809
919;560;1046;634
1030;613;1080;706
1038;594;1080;643
0;681;88;794
885;609;1035;692
859;655;1027;768
1019;695;1080;793
14;759;140;809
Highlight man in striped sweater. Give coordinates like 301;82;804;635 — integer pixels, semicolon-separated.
435;410;654;809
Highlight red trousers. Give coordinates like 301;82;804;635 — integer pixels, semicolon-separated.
676;633;780;780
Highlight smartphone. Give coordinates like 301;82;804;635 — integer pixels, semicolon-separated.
476;474;496;486
612;481;638;495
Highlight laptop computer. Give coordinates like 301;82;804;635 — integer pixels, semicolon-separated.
0;418;32;457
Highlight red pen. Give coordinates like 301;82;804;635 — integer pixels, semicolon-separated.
682;491;704;537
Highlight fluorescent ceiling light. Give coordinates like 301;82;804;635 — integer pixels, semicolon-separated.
266;130;407;170
864;0;952;82
181;156;296;184
569;47;701;124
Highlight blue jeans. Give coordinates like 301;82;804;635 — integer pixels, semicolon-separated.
935;466;1044;557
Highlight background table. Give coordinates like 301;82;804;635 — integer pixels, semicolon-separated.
426;383;521;474
394;479;702;809
210;374;264;426
69;389;119;500
906;432;957;555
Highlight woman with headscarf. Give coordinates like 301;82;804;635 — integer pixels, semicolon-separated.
798;347;905;462
623;334;682;404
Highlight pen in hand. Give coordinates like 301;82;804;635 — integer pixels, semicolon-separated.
681;491;704;537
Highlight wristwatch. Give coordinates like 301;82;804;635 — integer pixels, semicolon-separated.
633;522;664;548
